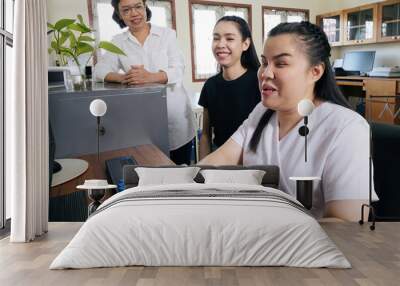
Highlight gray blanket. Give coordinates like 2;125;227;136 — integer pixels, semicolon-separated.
91;188;310;219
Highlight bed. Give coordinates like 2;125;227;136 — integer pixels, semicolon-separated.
49;165;350;269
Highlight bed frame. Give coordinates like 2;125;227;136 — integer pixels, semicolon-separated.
123;165;280;189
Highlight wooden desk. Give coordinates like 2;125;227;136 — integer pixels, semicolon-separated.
336;76;400;124
336;76;366;87
1;222;400;285
50;144;174;198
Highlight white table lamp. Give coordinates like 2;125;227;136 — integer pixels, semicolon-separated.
297;99;315;162
89;99;107;160
290;99;319;210
90;99;107;117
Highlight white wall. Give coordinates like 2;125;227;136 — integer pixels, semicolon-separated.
47;0;324;94
47;0;90;66
339;42;400;68
175;0;324;93
317;0;384;13
47;0;400;93
47;0;89;25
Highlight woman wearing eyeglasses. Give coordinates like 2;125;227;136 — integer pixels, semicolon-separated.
94;0;196;165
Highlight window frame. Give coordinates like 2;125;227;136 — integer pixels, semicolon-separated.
188;0;252;82
87;0;177;31
262;6;309;42
0;25;3;231
1;0;14;231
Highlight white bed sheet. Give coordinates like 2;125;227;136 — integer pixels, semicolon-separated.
50;183;350;269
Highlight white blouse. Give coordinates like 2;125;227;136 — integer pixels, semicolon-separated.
94;25;196;150
231;102;378;218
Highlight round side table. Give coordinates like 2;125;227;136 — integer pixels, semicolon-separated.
77;180;117;216
289;177;320;210
87;188;106;216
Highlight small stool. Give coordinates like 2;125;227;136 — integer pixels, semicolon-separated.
289;177;320;210
77;180;116;216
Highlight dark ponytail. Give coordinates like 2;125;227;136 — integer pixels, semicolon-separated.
249;109;275;151
249;21;350;152
216;16;260;71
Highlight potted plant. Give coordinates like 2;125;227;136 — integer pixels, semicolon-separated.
47;14;126;90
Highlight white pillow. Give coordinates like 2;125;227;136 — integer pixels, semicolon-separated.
135;167;200;186
200;169;266;185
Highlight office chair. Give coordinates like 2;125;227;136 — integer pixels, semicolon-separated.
48;122;88;222
370;122;400;221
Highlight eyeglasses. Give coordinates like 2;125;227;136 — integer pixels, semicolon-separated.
119;4;145;16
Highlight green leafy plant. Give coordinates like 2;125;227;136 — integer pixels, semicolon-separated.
47;14;126;74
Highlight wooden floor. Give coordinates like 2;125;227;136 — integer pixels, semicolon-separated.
0;222;399;286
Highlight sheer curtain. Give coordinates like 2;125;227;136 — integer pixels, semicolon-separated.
7;0;48;242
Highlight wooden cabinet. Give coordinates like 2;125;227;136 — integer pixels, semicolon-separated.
364;79;400;125
336;76;400;125
317;1;400;46
377;0;400;42
343;4;378;45
316;11;343;46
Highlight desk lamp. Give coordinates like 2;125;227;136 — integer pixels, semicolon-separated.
297;99;315;162
89;99;107;160
289;99;319;210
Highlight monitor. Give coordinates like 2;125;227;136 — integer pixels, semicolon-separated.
342;51;375;75
48;66;71;89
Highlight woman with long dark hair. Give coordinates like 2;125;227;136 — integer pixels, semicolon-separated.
198;16;260;159
199;21;377;221
94;0;196;165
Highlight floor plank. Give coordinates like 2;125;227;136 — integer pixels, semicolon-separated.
1;222;400;286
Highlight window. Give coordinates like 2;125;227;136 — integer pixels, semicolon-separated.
189;0;251;81
5;0;13;33
262;6;309;41
89;0;176;42
1;0;14;230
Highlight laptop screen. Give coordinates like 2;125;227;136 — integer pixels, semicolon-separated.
342;51;375;73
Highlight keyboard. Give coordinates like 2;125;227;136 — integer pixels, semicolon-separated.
105;156;137;186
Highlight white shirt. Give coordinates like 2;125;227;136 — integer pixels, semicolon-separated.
94;25;196;150
231;102;378;218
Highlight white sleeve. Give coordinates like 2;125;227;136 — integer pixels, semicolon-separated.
322;119;377;202
94;50;122;82
231;103;266;147
161;30;184;85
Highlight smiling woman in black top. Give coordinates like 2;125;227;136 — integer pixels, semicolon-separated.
198;16;260;159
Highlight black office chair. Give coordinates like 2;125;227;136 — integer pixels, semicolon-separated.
371;122;400;221
48;122;87;222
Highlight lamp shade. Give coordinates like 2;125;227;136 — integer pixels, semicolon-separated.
89;99;107;117
297;99;315;117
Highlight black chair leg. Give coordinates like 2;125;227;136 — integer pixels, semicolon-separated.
359;203;376;231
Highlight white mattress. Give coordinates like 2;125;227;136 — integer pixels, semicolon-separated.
50;183;351;269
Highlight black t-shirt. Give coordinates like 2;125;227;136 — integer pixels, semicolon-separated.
198;69;261;147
